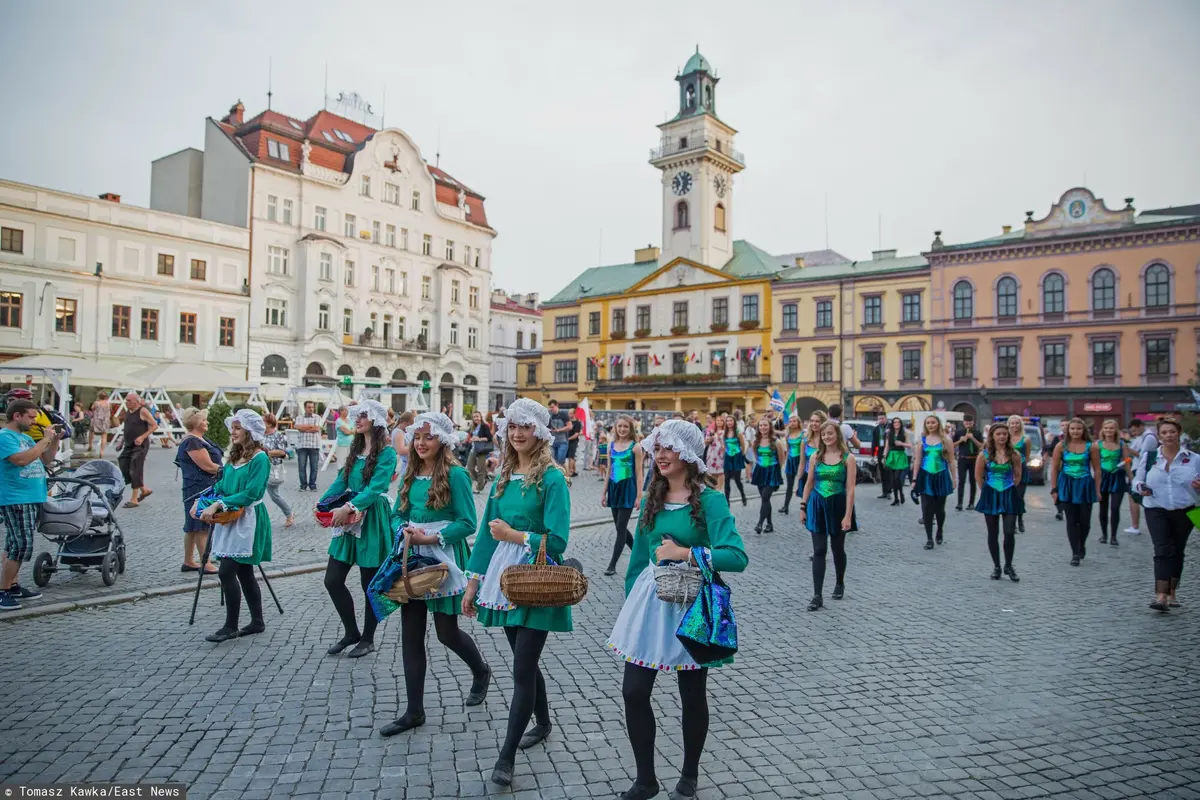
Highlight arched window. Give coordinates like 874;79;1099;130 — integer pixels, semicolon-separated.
391;368;407;382
704;85;712;107
463;375;478;386
714;203;726;232
952;281;973;320
305;361;325;376
1145;263;1170;308
1092;267;1116;311
261;354;288;379
440;372;455;385
1042;273;1065;314
996;277;1018;318
675;201;689;230
365;366;381;379
417;370;431;383
685;84;696;109
337;364;354;376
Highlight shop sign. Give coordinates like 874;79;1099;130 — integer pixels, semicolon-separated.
1083;402;1112;412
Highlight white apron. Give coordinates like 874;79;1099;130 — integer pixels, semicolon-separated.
401;519;468;599
476;538;533;611
209;501;265;560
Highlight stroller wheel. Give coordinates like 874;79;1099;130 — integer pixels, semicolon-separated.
33;552;54;587
100;552;119;587
117;547;126;574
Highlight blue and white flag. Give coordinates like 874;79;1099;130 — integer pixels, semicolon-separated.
769;390;784;413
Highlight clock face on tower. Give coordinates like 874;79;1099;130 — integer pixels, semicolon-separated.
671;171;693;196
713;174;727;198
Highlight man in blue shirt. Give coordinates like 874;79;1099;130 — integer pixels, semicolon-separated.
0;399;60;611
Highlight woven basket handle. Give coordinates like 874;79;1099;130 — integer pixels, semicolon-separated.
534;531;548;565
400;533;417;600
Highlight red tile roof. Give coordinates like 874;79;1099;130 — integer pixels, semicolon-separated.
215;103;492;230
490;299;542;317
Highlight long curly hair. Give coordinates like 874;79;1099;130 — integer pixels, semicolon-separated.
638;459;709;536
228;431;263;465
984;422;1016;464
399;433;460;511
494;431;560;499
886;416;907;448
342;425;388;488
815;420;849;459
748;417;776;451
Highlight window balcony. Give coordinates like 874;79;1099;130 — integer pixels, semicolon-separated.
650;136;744;166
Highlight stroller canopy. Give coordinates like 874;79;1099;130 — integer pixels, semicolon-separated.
71;460;126;494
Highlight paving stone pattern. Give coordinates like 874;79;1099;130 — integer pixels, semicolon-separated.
2;471;1197;799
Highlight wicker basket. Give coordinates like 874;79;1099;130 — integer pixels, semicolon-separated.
211;508;245;525
500;534;588;608
383;535;449;604
654;561;703;604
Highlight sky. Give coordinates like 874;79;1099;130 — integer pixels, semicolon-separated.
2;0;1199;301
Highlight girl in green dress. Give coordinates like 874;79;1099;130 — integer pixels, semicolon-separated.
320;400;397;659
461;398;572;788
379;412;491;737
606;419;748;800
882;417;911;506
780;415;806;515
199;410;273;643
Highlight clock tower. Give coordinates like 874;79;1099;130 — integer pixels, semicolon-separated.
651;47;745;269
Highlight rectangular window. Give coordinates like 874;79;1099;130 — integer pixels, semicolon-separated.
420;319;430;341
712;297;728;326
0;226;23;254
863;295;882;326
464;245;472;266
422;234;432;256
863;351;882;382
314;206;326;231
469;286;479;309
411;190;421;211
997;345;1019;379
219;316;235;347
587;360;598;382
1146;337;1171;376
742;294;759;322
1043;343;1066;378
397;316;406;340
179;312;196;344
267;195;277;221
266;246;289;275
1092;340;1116;377
267;139;280;159
526;363;537;384
55;298;77;333
386;268;396;294
451;280;461;305
157;253;175;276
344;213;356;238
531;332;537;348
711;349;725;375
360;175;371;197
612;359;624;380
612;308;626;334
815;353;833;382
421;275;431;299
265;298;287;327
671;351;686;374
0;292;22;328
554;359;577;383
373;221;381;243
319;253;333;281
782;354;797;382
555;315;579;340
282;199;293;225
635;354;649;376
636;305;651;331
344;260;355;287
317;304;330;331
954;348;974;380
902;349;921;380
372;266;380;292
140;308;159;341
781;303;798;331
343;308;353;335
400;271;408;296
401;228;409;250
468;326;479;349
475;250;481;268
589;311;601;336
190;259;207;281
815;300;832;329
111;305;131;338
384;183;400;205
741;350;757;377
446;240;455;261
902;292;922;323
672;301;688;329
386;224;396;247
516;331;525;349
449;323;459;345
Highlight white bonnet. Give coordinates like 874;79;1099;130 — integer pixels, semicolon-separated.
225;409;267;445
346;399;389;430
495;398;553;444
405;411;457;448
639;419;708;473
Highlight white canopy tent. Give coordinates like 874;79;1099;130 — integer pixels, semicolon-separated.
126;361;244;393
357;386;430;414
0;354;126;388
0;365;73;460
276;385;345;468
106;386;186;449
209;385;270;412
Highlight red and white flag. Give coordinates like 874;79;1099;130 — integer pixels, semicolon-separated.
575;398;595;440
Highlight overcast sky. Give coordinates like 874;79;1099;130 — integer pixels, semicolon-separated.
3;1;1198;300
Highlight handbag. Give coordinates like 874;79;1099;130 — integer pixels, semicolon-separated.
654;556;703;604
267;462;284;488
675;547;737;665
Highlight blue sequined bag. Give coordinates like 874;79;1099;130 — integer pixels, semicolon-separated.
675;547;737;665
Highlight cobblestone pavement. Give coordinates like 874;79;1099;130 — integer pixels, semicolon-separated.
2;473;1198;799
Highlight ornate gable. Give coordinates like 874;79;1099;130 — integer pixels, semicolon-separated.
1025;188;1135;239
629;257;734;293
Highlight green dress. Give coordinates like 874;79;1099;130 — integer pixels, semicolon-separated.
390;466;477;615
211;451;272;566
466;469;573;632
323;446;398;569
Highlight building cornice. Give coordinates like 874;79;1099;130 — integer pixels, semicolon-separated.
926;222;1200;267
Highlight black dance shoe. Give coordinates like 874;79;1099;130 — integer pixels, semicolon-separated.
1055;510;1064;521
466;664;491;706
669;777;698;800
967;503;975;511
807;595;823;611
1110;536;1119;547
754;522;763;534
347;641;376;659
327;634;360;655
1099;533;1108;544
239;620;265;636
490;760;514;786
891;499;900;506
741;495;747;507
955;504;963;512
604;565;618;576
779;505;790;514
621;780;663;800
924;540;935;550
764;522;774;533
832;583;844;600
1004;565;1020;583
379;711;425;737
1069;556;1080;566
991;567;1002;580
936;532;944;545
1018;517;1025;533
205;627;239;643
519;722;552;750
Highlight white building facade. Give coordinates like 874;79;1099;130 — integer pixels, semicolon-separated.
488;290;541;411
0;180;250;390
151;102;496;419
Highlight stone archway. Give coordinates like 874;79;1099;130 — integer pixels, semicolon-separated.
794;396;828;421
896;394;931;412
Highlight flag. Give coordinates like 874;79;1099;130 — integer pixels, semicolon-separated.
769;390;784;414
576;398;595;441
783;390;796;422
652;354;661;366
711;355;720;366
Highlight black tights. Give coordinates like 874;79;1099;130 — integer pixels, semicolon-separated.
984;514;1016;568
498;627;551;764
1014;483;1028;528
1062;502;1092;557
608;507;634;570
399;601;487;715
921;494;948;540
218;559;262;630
622;663;709;787
324;556;380;643
723;471;746;504
757;485;776;527
782;472;797;511
811;530;846;595
1098;492;1123;537
890;469;906;501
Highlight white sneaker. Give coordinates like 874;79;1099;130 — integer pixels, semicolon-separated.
1124;526;1140;535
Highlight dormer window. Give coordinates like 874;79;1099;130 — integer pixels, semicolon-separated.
266;139;290;160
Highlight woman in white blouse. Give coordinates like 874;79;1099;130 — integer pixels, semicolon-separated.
1132;417;1200;612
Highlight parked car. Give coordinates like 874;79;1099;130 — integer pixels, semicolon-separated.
844;418;883;483
990;416;1046;484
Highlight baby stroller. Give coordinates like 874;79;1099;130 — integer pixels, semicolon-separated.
33;460;128;587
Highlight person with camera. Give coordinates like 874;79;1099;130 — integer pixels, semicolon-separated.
0;399;59;611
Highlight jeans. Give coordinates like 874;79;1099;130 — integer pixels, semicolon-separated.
296;448;319;489
552;441;568;465
466;450;490;491
266;481;292;516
